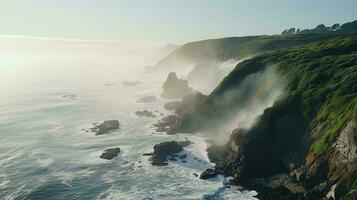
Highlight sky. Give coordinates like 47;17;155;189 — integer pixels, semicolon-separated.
0;0;356;44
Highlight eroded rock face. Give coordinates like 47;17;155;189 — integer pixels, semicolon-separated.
150;141;183;166
161;72;193;99
327;120;357;183
91;120;120;135
334;121;357;164
122;81;141;86
100;147;121;160
157;92;206;134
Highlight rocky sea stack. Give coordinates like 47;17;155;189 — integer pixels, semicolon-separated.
161;72;193;99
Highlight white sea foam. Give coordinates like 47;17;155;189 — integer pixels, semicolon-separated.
0;38;257;200
37;158;54;167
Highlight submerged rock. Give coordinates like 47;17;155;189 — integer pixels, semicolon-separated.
135;110;156;118
178;154;187;159
200;168;219;180
62;94;78;99
90;120;120;135
161;72;193;99
100;147;121;160
150;141;183;166
122;81;141;86
137;96;156;103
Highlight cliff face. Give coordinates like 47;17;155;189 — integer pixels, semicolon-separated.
172;34;357;199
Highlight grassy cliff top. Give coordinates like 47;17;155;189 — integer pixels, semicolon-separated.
213;33;357;156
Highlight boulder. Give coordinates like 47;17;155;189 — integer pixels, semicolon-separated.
100;147;121;160
200;168;219;180
91;120;120;135
150;141;183;166
161;72;193;99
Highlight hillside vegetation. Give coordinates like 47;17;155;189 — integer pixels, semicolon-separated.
152;34;338;73
169;33;357;199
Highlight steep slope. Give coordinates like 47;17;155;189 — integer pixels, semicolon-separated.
152;34;338;74
170;34;357;199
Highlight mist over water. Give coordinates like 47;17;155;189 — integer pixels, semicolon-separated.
0;37;257;200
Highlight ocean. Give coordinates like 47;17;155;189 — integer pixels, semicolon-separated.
0;37;257;200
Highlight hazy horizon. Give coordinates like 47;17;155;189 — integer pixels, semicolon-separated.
1;0;357;44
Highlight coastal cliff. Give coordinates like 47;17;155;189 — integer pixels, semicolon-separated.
164;33;357;199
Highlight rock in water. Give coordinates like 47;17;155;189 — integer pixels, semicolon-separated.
137;96;156;103
135;110;156;118
161;72;193;99
122;81;141;86
100;147;121;160
200;168;219;180
90;120;120;135
150;141;183;166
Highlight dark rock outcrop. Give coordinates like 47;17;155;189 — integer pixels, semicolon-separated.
100;147;121;160
161;72;193;99
200;168;219;180
153;115;179;133
150;141;183;166
156;92;206;134
91;120;120;135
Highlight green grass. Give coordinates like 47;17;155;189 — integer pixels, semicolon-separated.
155;33;340;70
217;34;357;157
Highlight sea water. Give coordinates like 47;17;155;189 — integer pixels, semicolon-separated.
0;38;257;200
